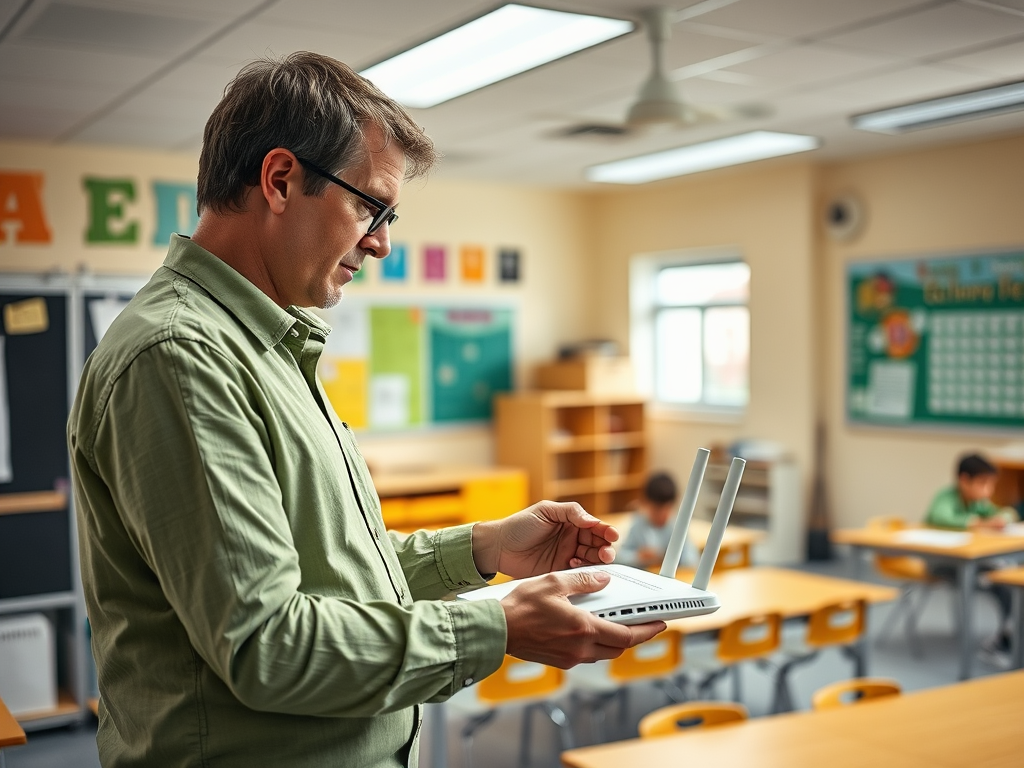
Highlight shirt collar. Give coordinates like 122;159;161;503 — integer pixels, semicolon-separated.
162;234;332;349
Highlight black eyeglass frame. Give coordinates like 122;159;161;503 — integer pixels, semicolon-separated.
296;157;398;235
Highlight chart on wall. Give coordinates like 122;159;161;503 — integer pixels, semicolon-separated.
847;251;1024;431
317;302;514;430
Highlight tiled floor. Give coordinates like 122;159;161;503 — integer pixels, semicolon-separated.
4;554;1011;768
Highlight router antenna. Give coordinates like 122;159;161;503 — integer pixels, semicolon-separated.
691;457;746;591
659;448;710;578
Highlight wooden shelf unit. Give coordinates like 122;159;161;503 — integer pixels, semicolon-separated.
495;391;648;516
993;457;1024;511
695;458;803;565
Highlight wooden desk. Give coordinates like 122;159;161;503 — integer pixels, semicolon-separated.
0;696;27;763
988;565;1024;669
832;525;1024;679
369;465;528;530
562;670;1024;768
602;513;766;566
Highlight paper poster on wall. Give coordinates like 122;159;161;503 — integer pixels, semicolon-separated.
0;336;11;483
460;245;485;282
319;304;370;428
382;244;407;281
847;251;1024;430
498;248;520;283
429;308;512;422
424;245;446;282
370;307;423;428
87;297;131;342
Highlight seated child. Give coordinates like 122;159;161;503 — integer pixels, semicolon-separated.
617;471;697;570
926;452;1019;661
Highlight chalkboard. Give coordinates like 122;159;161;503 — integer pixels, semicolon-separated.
847;251;1024;431
0;279;73;597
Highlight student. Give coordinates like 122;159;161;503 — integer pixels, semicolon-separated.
67;52;664;768
617;471;697;570
925;453;1018;663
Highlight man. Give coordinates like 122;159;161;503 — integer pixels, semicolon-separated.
68;52;664;768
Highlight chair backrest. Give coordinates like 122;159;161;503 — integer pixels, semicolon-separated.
867;517;930;581
812;677;902;710
609;629;682;682
716;612;782;664
806;599;866;649
638;701;748;738
477;656;563;706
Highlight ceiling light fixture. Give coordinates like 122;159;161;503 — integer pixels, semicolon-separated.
359;4;634;109
585;131;820;184
851;79;1024;134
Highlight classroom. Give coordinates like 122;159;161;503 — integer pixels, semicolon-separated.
2;1;1024;767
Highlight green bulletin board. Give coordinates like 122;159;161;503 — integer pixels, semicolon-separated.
847;251;1024;430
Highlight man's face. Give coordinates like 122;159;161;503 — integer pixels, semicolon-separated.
958;473;997;504
283;124;405;309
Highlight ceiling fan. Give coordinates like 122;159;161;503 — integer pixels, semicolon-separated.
547;5;769;141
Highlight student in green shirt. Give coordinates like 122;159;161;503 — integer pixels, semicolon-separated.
925;453;1018;663
68;53;665;768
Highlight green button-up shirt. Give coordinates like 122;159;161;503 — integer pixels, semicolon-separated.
68;235;506;768
925;485;1002;529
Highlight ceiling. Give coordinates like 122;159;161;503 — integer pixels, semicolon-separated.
2;0;1024;187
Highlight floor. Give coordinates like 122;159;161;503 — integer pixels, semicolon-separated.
3;553;1011;768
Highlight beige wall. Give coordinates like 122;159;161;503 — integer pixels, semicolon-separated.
586;160;819;521
819;133;1024;528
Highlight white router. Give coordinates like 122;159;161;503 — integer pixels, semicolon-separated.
458;448;745;625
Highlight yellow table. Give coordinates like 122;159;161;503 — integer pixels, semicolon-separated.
832;525;1024;679
988;565;1024;669
562;670;1024;768
0;696;27;768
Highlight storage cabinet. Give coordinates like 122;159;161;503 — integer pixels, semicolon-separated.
494;392;647;516
695;458;803;565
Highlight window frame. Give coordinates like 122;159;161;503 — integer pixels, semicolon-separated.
630;248;750;419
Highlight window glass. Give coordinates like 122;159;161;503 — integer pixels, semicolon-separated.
703;306;749;406
655;262;749;306
655;308;702;403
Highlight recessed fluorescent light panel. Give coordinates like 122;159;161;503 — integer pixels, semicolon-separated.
359;4;633;109
585;131;821;184
852;79;1024;134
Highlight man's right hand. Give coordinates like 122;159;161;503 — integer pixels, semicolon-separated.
499;569;666;669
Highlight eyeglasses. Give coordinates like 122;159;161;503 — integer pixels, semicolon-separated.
296;157;398;235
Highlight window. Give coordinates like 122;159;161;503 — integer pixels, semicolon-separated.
631;254;750;411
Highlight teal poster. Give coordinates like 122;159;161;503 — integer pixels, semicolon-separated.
429;308;513;422
848;251;1024;430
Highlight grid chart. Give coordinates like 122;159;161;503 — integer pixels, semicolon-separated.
928;310;1024;418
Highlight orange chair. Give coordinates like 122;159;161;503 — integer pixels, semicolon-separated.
713;542;752;571
568;630;686;743
0;695;27;768
770;599;867;713
685;612;782;703
638;701;748;738
811;677;902;711
868;516;946;656
448;655;571;768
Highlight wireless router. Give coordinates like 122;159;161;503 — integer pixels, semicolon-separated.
458;448;746;625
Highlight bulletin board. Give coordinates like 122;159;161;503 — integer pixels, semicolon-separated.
847;250;1024;431
0;276;74;597
316;300;515;431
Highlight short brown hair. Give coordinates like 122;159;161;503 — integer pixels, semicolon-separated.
197;51;438;214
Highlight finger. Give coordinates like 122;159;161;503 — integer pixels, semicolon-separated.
550;568;612;596
574;542;616;565
589;618;667;649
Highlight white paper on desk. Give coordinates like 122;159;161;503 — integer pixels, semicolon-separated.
894;529;971;547
1002;523;1024;537
0;335;11;483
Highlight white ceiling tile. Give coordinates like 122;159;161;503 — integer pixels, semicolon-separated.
193;19;373;70
74;109;207;148
692;0;932;39
0;77;119;111
0;103;89;139
939;37;1024;77
0;42;167;88
823;2;1024;59
721;43;898;92
818;64;999;108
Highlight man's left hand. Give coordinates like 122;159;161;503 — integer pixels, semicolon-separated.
472;501;619;579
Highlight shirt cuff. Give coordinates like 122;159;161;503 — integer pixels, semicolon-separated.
434;523;493;591
444;597;507;694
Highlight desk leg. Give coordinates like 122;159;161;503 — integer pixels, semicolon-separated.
425;702;447;768
1012;588;1024;671
851;545;865;581
958;561;978;680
